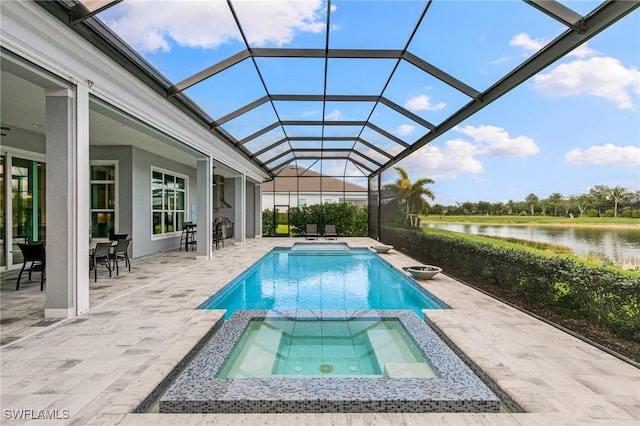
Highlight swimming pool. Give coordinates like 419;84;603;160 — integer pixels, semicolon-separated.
200;244;448;318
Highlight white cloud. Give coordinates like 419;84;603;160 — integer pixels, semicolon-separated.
106;0;325;52
490;56;510;65
325;109;343;120
534;56;640;110
564;143;640;167
401;139;484;179
509;32;545;55
301;110;320;118
570;44;598;58
404;95;446;111
395;124;415;136
455;125;540;157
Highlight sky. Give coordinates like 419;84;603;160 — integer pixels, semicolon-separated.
97;0;640;206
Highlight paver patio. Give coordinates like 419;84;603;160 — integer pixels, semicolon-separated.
1;238;638;425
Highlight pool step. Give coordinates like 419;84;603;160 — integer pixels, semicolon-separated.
367;328;437;379
233;325;283;378
383;362;437;378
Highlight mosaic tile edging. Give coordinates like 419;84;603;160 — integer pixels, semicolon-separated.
159;310;500;413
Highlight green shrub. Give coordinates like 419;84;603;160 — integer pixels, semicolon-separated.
262;209;275;236
586;208;599;217
381;226;640;342
518;211;527;216
267;203;368;237
604;209;615;217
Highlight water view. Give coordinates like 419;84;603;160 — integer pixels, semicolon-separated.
425;223;640;269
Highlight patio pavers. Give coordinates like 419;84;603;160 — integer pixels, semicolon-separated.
1;237;638;425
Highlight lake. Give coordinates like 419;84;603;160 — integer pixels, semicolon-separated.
424;223;640;269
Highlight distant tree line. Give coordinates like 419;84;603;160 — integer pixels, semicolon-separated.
430;185;640;218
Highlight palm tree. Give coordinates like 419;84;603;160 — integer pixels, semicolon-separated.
548;192;564;216
390;166;435;227
610;186;628;217
525;193;539;216
506;199;514;215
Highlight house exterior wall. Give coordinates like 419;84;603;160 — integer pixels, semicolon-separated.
262;191;368;210
131;146;197;258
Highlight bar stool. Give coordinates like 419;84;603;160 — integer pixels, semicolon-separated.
180;222;197;251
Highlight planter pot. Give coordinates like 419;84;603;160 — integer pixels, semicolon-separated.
370;245;393;254
404;265;442;280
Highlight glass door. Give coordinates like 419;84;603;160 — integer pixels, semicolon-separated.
0;155;5;267
274;205;290;237
11;157;46;265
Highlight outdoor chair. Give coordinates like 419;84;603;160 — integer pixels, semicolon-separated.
112;238;132;274
180;222;197;251
325;224;337;240
306;224;319;240
16;243;46;291
91;241;113;282
213;222;224;250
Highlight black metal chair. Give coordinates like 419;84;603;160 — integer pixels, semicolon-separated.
112;238;132;274
213;222;224;250
91;242;113;282
180;222;197;251
16;243;46;291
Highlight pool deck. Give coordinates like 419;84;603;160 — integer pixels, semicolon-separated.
1;237;638;425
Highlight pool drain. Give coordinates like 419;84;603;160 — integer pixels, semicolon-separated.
319;363;333;373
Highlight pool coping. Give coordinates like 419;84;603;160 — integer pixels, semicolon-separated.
159;310;500;413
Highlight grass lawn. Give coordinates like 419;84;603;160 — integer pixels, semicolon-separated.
421;214;640;227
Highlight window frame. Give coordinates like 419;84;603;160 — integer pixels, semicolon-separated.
90;161;118;238
151;166;188;240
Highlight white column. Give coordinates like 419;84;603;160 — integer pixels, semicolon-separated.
44;86;90;318
196;157;212;260
234;175;246;245
255;183;262;238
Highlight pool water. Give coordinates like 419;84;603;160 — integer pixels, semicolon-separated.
216;318;438;379
200;246;447;317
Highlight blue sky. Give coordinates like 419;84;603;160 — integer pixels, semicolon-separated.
97;1;639;206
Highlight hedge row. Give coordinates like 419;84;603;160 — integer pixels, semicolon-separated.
381;226;640;342
262;203;368;237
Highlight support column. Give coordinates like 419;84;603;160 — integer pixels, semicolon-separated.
234;175;246;245
44;86;90;318
196;157;212;260
255;183;262;237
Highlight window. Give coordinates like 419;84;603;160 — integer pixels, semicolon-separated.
152;168;187;236
324;198;334;204
298;198;306;208
90;163;116;238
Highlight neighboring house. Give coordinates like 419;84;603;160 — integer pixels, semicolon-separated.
262;165;367;210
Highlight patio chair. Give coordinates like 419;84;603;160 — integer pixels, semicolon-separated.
180;222;197;251
91;241;113;282
213;222;224;250
16;243;46;291
325;224;337;240
112;238;132;274
306;224;318;240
